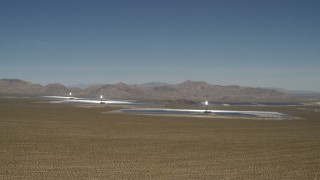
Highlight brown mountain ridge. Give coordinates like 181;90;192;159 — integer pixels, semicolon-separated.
0;79;294;101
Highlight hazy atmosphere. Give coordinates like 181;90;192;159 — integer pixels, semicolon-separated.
1;2;320;179
1;0;319;91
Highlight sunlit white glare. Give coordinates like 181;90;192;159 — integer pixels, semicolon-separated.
100;95;103;99
205;100;208;106
69;92;72;96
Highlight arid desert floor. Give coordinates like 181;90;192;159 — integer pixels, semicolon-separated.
0;98;320;179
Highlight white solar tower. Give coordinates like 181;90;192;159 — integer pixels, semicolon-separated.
204;100;211;113
100;95;103;104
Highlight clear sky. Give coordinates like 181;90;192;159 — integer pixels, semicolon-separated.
1;0;319;91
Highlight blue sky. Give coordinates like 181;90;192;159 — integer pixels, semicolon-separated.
1;0;319;90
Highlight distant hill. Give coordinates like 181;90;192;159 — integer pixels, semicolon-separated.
165;80;293;101
137;82;170;88
0;79;68;95
0;78;299;101
265;87;320;99
0;79;71;96
67;83;102;89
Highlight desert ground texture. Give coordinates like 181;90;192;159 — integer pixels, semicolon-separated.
0;98;320;179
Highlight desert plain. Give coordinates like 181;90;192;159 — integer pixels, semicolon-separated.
0;97;320;179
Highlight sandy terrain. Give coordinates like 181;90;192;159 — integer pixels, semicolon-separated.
0;98;319;179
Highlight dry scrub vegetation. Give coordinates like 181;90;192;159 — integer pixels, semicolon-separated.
0;98;320;179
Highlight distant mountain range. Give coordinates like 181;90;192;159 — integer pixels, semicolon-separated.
1;78;317;101
136;82;170;88
264;87;320;98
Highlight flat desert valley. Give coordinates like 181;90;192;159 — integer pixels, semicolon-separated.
0;98;320;179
